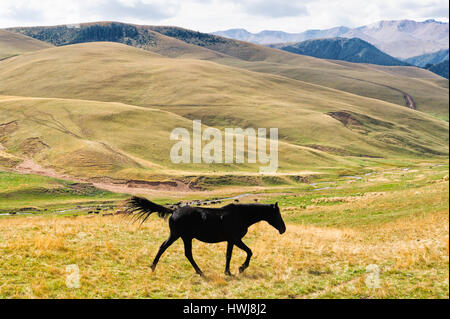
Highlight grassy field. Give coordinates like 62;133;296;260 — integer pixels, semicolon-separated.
0;163;448;298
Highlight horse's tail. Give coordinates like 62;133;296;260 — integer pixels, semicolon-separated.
123;196;174;224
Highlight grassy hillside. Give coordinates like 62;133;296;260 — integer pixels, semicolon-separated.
146;26;449;119
0;170;124;211
7;22;225;60
0;42;448;181
6;22;448;119
269;38;409;66
0;29;53;60
0;94;356;181
218;55;448;120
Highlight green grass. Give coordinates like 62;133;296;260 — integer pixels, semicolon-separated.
263;164;449;226
0;165;447;298
0;170;126;212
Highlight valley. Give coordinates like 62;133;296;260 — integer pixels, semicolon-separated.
0;20;448;299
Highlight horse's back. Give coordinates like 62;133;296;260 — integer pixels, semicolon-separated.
170;206;243;243
171;206;228;228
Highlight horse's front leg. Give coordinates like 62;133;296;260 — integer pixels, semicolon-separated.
235;240;253;273
225;241;234;276
182;237;203;276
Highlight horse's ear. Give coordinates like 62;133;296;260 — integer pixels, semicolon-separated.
275;202;278;208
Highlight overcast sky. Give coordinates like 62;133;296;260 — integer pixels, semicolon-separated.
0;0;448;32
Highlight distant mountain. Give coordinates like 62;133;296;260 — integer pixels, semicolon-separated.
213;27;352;45
404;49;449;67
425;59;449;79
270;38;408;66
213;19;449;58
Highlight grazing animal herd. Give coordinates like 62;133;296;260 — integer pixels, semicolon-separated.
124;196;286;276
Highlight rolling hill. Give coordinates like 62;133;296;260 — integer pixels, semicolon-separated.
268;38;408;66
146;25;449;119
0;42;448;183
7;22;226;60
0;29;53;60
6;22;449;119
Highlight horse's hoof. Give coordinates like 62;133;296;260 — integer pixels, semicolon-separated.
150;264;156;272
239;266;245;273
196;270;204;277
225;270;232;276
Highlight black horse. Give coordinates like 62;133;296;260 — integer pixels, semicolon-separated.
124;196;286;276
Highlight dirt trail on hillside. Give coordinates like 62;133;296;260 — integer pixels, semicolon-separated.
340;75;417;110
402;92;416;110
13;158;193;195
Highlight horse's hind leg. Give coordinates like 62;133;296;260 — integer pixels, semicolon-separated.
151;233;179;272
182;237;203;276
225;241;234;276
235;240;253;273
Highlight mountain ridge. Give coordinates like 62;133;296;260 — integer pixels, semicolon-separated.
269;37;409;66
426;59;449;79
405;49;449;67
213;19;449;58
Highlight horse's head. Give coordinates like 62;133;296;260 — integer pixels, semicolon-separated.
267;202;286;234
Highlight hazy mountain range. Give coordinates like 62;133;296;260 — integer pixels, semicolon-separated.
213;19;449;59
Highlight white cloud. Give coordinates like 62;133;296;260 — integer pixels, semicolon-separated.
0;0;448;32
239;1;309;18
92;0;180;21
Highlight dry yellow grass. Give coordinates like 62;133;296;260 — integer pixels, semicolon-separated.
1;206;447;299
0;43;447;181
0;30;52;59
